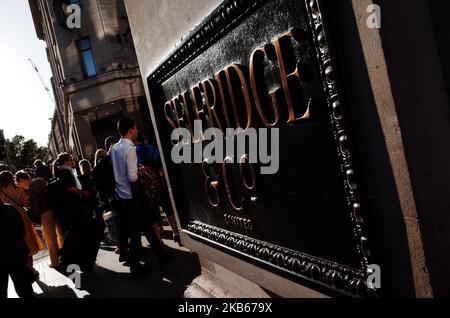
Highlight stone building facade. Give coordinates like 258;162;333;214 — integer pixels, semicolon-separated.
29;0;152;158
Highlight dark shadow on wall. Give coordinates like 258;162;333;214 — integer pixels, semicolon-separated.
321;0;416;297
372;0;450;297
428;1;450;100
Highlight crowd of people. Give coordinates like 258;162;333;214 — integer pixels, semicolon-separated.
0;118;182;298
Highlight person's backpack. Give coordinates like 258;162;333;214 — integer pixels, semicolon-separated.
91;155;116;206
45;178;65;212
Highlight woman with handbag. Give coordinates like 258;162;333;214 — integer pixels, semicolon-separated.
15;171;65;268
0;171;44;275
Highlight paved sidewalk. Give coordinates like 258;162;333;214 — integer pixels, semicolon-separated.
7;228;201;298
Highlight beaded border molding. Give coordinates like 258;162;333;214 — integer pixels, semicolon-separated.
186;220;376;297
148;0;379;297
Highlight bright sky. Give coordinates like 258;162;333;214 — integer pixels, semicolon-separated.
0;0;54;147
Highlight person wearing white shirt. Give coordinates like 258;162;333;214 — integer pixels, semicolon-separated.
110;138;138;200
110;118;168;278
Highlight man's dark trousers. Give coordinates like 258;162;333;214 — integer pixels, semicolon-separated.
118;197;163;270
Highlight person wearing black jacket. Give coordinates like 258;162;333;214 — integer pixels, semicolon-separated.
91;149;121;253
34;160;53;182
0;198;35;298
78;159;100;213
53;153;90;232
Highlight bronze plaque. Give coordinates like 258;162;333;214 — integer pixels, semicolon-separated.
147;0;377;297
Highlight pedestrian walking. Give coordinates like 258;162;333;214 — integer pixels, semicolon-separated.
110;118;169;279
0;197;35;299
0;171;44;275
15;171;65;268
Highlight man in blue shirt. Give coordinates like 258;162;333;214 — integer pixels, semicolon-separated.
135;134;161;169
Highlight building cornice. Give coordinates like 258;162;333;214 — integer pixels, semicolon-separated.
62;67;141;94
28;0;44;40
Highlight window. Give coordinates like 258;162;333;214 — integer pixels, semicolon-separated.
79;38;97;77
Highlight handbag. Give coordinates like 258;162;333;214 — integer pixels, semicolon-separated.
132;164;160;204
0;189;41;225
